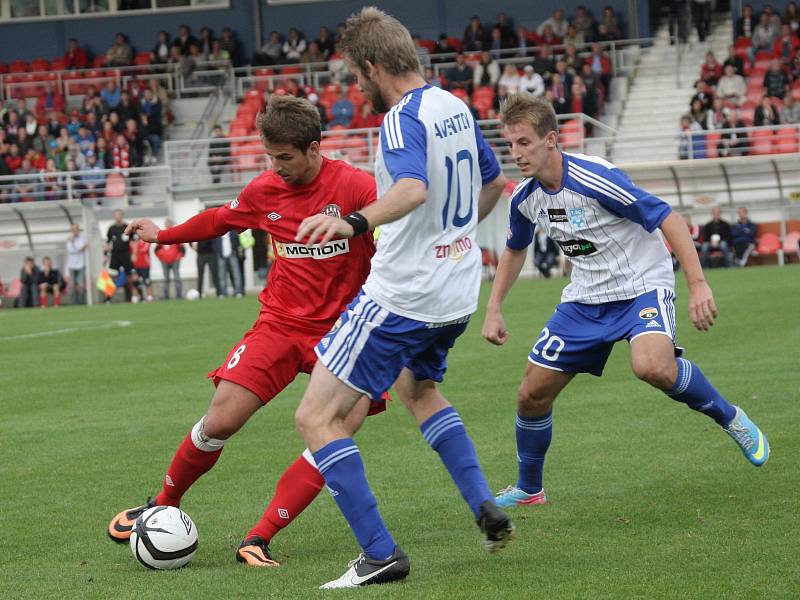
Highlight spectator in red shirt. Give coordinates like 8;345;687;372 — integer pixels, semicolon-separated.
773;24;800;63
5;143;22;173
112;134;131;171
350;102;381;129
64;38;88;70
700;51;722;85
155;218;185;300
36;83;66;115
130;234;153;302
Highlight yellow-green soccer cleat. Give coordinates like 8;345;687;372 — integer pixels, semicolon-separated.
724;407;769;467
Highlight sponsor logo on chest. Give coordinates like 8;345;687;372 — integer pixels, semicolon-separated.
275;239;350;259
547;208;568;222
557;238;597;257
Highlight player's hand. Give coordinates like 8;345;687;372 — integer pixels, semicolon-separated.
125;218;160;243
296;214;354;246
688;280;717;331
482;311;510;345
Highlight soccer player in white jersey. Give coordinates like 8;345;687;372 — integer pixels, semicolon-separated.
292;7;511;589
482;94;769;509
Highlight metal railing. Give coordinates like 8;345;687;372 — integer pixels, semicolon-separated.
0;165;171;208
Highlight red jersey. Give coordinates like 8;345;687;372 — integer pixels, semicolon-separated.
159;158;376;333
131;239;151;269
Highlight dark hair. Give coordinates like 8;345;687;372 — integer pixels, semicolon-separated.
256;95;321;151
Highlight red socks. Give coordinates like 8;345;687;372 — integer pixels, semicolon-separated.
40;296;47;308
54;295;61;307
246;452;324;543
155;432;223;507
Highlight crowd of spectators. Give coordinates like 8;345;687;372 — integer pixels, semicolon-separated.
678;3;800;159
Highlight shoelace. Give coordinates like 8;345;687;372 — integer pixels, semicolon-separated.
496;485;519;496
347;554;366;569
726;421;755;451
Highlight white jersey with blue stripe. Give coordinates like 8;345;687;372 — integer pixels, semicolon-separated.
507;152;674;304
364;84;501;322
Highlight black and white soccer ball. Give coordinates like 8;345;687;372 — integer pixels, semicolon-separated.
129;506;198;570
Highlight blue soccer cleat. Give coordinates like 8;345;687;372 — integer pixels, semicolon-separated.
495;485;547;508
724;407;769;467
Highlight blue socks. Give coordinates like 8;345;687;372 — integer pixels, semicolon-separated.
515;411;552;494
667;358;737;426
420;407;493;518
313;438;395;561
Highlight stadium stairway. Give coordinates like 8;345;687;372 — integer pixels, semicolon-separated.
611;14;733;164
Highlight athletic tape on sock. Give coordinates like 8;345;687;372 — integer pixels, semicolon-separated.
190;417;226;452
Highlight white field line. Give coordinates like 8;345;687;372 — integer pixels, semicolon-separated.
0;320;132;341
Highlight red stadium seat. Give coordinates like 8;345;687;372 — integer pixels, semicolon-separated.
418;39;435;53
560;119;583;149
705;132;721;158
756;232;781;255
9;60;29;73
750;129;774;155
92;55;107;68
447;37;462;53
50;59;67;71
450;87;469;103
30;58;49;72
773;128;800;154
0;63;7;74
472;86;495;119
105;173;126;198
281;66;302;75
783;231;800;261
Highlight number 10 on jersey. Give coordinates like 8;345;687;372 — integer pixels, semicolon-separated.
442;150;475;230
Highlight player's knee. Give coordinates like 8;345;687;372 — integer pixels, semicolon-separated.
190;417;227;451
294;401;320;438
517;384;554;416
632;358;676;390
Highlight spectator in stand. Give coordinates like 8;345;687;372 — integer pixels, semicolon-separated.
538;8;568;37
722;45;746;77
15;99;30;123
580;62;600;112
5;110;20;142
101;81;121;110
446;53;473;94
432;34;456;64
564;24;585;47
720;107;749;157
124;119;144;167
553;59;573;89
350;101;379;129
700;207;732;267
284;78;305;98
424;66;444;88
316;26;335;59
169;44;196;79
305;93;328;128
95;137;112;169
198;26;214;58
193;236;221;298
533;229;559;278
691;79;713;111
106;33;133;67
255;31;283;65
689;98;709;129
594;22;616;43
155;218;185;300
36;83;65;115
550;73;570;115
152;31;171;64
130;234;153;302
773;23;800;63
219;27;241;67
282;27;307;63
101;120;116;146
65;111;82;137
32;124;49;155
731;207;758;267
754;94;781;125
564;44;581;73
46;111;62;138
763;58;790;98
498;64;521;93
37;256;65;307
705;97;727;130
172;24;199;56
111;134;131;173
700;51;722;85
463;15;486;52
763;5;783;30
677;114;703;159
488;84;510;119
302;40;326;68
23;113;37;138
207;124;228;184
73;125;95;155
115;90;139;124
15;158;37;201
692;0;712;42
140;88;163;162
66;141;86;170
81;152;105;199
515;25;530;57
736;4;756;40
519;65;545;96
717;64;746;105
330;86;355;128
5;143;22;173
210;38;231;63
600;5;623;39
16;128;32;155
570;78;588;114
412;34;431;69
328;42;348;84
18;257;40;308
473;51;500;88
105;209;134;302
586;43;611;91
573;5;596;42
493;12;517;47
786;2;800;32
64;38;88;70
538;24;562;47
753;12;779;54
780;94;800;123
487;27;509;60
218;230;243;298
66;223;87;304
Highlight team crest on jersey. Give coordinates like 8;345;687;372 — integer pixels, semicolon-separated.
568;207;587;228
321;204;341;218
229;198;239;209
639;307;659;320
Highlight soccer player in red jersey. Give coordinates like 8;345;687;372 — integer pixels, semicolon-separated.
107;96;381;567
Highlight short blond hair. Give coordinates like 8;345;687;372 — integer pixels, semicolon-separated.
256;95;321;151
499;93;558;139
340;6;420;76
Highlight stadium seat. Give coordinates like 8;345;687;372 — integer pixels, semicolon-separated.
745;86;763;105
4;278;22;304
92;55;107;68
773;128;799;154
782;231;800;262
30;58;49;72
560;119;583;149
281;66;302;75
447;37;462;53
749;129;774;155
0;62;7;74
705;132;721;158
105;173;127;198
50;58;67;71
418;39;435;53
472;86;495;119
451;87;469;103
756;232;781;256
9;60;29;73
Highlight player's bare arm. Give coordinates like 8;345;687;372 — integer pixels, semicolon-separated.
296;178;427;245
125;218;161;243
659;211;717;331
482;247;529;345
477;173;507;222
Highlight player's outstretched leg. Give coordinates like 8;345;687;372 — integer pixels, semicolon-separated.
107;382;262;543
631;337;769;467
496;365;574;509
395;372;514;551
238;397;372;566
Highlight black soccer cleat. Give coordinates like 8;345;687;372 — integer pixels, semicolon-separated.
236;536;280;567
107;497;156;543
477;500;515;553
320;546;410;589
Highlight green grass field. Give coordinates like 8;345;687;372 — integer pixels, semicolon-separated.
1;266;799;599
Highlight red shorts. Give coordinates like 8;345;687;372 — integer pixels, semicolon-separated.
209;318;386;414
